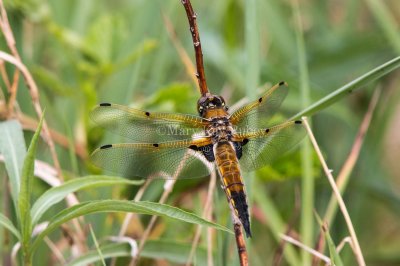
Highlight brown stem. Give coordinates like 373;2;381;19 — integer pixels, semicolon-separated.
234;223;248;266
180;0;209;96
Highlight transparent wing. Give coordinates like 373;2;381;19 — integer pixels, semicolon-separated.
229;82;289;130
90;103;206;142
90;138;213;179
233;120;306;172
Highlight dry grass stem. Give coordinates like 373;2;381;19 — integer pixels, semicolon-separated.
302;117;366;266
280;234;331;264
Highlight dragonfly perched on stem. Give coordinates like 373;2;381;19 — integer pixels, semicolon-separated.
90;80;305;237
90;0;305;265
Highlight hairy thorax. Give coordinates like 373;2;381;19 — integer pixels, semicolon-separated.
205;116;234;143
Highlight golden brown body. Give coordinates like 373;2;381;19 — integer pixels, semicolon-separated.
215;142;244;196
214;142;250;236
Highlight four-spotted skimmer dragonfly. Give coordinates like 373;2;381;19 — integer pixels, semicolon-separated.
90;81;305;237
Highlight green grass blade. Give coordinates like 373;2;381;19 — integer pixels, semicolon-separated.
292;1;313;264
0;212;21;240
291;56;400;119
88;224;106;266
66;243;132;266
315;213;344;266
66;240;209;266
31;200;232;252
0;120;27;207
18;112;44;260
31;176;143;226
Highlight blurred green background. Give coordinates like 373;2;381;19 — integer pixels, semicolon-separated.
1;0;400;265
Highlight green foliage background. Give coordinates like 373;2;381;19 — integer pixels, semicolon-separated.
0;0;399;265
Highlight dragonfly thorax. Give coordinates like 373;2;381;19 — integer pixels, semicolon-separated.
206;116;234;143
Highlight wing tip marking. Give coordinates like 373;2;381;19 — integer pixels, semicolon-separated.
99;103;112;107
295;120;302;124
100;144;113;149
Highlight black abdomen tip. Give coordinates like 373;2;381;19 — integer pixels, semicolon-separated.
279;81;286;86
100;103;111;107
100;144;113;149
295;120;302;124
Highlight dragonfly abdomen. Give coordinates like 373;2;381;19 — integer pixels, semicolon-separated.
214;142;251;237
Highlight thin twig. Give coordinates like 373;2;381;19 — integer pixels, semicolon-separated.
44;237;66;265
336;236;353;253
234;223;248;266
280;234;331;264
180;0;209;96
302;117;366;266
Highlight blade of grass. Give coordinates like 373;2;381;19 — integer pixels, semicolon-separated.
291;0;313;264
0;212;21;240
88;224;106;266
67;240;209;266
18;112;44;263
31;176;143;226
314;213;344;266
291;56;400;119
279;234;331;265
245;0;260;264
31;200;232;253
0;120;27;208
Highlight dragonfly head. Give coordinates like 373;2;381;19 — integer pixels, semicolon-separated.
197;94;228;117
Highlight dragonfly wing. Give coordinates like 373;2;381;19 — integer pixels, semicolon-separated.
90;103;206;142
91;138;214;179
229;82;289;130
233;120;306;172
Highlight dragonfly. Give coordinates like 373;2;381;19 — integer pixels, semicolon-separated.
90;81;305;237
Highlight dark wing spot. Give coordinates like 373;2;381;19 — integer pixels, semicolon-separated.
100;103;111;107
100;144;113;149
145;112;150;116
189;145;198;151
258;97;263;103
242;138;249;145
295;120;302;124
265;128;270;133
153;143;159;147
279;81;285;86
